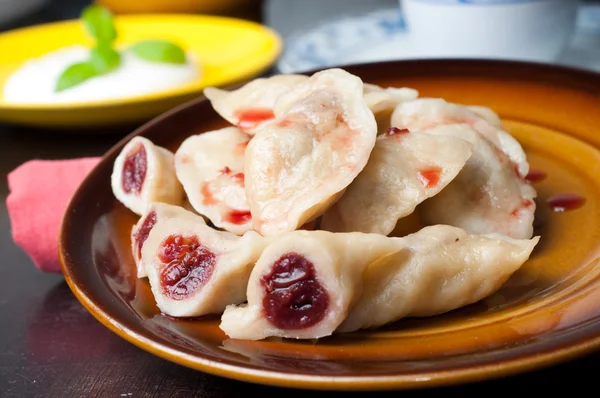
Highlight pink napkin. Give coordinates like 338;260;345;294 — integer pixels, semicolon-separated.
6;157;101;273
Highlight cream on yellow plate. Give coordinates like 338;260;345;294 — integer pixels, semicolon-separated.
0;13;282;128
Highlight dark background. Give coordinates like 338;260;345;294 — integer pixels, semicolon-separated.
1;0;599;396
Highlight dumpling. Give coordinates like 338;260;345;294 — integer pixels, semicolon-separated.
391;98;529;177
141;214;268;317
174;127;253;235
321;128;472;235
111;136;185;215
337;225;539;333
363;83;418;114
416;124;537;239
272;81;417;119
131;202;205;279
203;74;308;135
362;83;419;135
245;68;378;236
466;105;503;128
466;105;529;178
219;230;400;340
220;226;539;340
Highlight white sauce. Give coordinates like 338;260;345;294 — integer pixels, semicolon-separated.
2;45;200;104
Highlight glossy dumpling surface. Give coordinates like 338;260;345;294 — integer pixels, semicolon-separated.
203;74;308;135
416;124;537;239
142;215;268;317
338;225;539;332
391;98;529;177
220;226;539;339
131;202;205;278
321;128;472;234
363;83;419;116
111;136;185;215
245;68;378;236
220;230;399;340
174;127;252;235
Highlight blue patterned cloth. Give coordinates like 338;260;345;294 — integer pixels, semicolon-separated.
277;5;600;73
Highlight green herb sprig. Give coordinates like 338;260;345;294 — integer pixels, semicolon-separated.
56;5;188;92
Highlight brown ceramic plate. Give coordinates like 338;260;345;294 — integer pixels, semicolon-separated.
60;60;600;390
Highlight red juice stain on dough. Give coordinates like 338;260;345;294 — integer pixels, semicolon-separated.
122;144;147;195
386;127;410;136
219;166;232;175
231;172;244;185
547;194;586;212
513;163;523;179
224;209;251;225
158;234;216;300
133;210;157;259
261;252;329;330
525;169;548;183
417;167;442;188
510;199;534;217
201;182;218;206
465;117;478;126
278;119;292;128
235;108;275;131
492;147;506;164
330;113;360;147
234;140;250;156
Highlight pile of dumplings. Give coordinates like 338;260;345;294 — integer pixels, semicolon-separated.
111;68;540;341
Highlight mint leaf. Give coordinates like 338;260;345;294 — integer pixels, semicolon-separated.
129;40;187;64
55;62;98;92
82;4;117;45
89;45;121;74
53;5;122;93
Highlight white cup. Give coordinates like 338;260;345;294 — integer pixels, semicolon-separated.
400;0;580;62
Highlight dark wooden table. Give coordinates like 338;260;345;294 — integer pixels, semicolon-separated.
2;1;600;396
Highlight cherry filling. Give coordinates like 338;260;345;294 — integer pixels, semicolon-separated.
386;127;410;136
158;234;216;300
133;210;157;259
261;253;329;330
417;166;442;188
235;108;275;131
231;172;245;185
224;209;252;225
219;166;232;175
122;144;147;195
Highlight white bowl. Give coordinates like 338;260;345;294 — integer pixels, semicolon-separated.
400;0;580;62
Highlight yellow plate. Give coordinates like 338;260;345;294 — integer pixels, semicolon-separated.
0;14;282;128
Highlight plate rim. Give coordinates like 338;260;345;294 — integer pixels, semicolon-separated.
0;13;282;110
59;58;600;390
